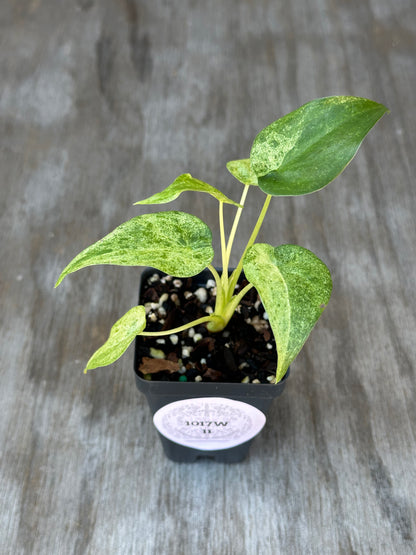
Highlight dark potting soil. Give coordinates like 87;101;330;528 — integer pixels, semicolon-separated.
136;271;278;384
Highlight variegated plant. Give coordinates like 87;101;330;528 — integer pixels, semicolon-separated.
56;96;388;382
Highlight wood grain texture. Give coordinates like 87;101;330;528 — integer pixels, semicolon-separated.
1;0;415;553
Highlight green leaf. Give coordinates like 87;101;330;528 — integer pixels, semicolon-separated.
85;305;146;372
243;243;332;382
226;159;258;186
134;173;242;207
55;211;214;286
250;96;388;196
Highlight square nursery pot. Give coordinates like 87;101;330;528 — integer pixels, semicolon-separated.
134;268;289;463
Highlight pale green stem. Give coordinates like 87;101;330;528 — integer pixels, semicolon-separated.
244;193;272;253
221;282;254;322
219;201;228;287
208;263;227;321
225;184;250;265
232;281;254;304
140;315;216;337
229;194;272;294
207;264;222;289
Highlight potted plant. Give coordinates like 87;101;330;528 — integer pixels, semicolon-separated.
55;96;388;462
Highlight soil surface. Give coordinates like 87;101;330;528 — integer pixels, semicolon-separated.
136;271;277;384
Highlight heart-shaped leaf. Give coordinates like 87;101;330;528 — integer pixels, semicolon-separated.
134;173;241;207
55;211;214;286
243;243;332;382
250;96;388;196
226;159;258;186
85;305;146;372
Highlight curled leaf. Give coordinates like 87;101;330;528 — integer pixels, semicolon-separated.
135;173;242;207
226;159;258;186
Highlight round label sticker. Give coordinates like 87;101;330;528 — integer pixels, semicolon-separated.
153;397;266;450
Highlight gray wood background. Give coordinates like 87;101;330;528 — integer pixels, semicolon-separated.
1;1;415;553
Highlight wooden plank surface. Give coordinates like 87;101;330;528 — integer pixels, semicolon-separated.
1;0;415;553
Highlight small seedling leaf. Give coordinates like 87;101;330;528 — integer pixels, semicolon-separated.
85;305;146;372
243;243;332;382
226;159;258;186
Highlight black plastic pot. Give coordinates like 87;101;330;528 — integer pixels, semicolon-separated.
134;268;289;463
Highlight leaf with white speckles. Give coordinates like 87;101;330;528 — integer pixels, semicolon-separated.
85;305;146;372
243;243;332;382
226;159;258;186
55;211;214;286
134;174;241;207
250;96;388;196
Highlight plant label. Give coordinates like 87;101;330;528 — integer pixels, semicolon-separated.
153;397;266;450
